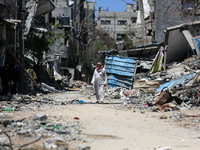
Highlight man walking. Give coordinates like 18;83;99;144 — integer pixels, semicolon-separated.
91;62;107;103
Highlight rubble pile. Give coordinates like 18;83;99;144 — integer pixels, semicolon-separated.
0;94;92;150
0;111;87;150
82;57;200;114
171;112;200;130
0;56;199;149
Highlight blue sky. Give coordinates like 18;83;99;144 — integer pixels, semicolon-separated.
93;0;135;12
88;0;136;19
88;0;136;15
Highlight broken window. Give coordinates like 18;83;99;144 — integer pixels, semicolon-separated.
181;0;197;10
117;20;127;25
181;0;200;15
131;17;137;23
117;34;125;40
101;20;111;25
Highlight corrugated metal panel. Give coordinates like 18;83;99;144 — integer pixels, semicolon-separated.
108;74;133;89
156;73;195;92
195;38;200;53
105;55;137;77
105;55;137;89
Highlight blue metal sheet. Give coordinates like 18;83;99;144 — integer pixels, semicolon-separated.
108;74;133;89
196;38;200;52
105;55;137;77
105;55;137;89
106;69;134;76
156;73;195;92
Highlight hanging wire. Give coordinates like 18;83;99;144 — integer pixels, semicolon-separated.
0;130;13;150
19;136;42;150
0;130;42;150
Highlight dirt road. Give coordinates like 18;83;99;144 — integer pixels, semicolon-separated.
40;90;200;150
9;89;200;150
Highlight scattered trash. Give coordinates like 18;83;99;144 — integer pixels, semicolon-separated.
160;115;168;119
4;108;14;111
74;117;80;120
0;55;199;150
185;114;200;117
154;146;172;150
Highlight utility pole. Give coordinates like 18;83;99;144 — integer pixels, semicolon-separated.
19;0;25;92
73;0;77;65
14;0;18;55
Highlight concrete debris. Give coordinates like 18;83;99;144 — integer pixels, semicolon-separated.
0;111;85;149
159;115;168;119
77;146;91;150
0;56;200;149
100;57;200;113
41;82;62;93
33;112;48;121
154;146;172;150
171;112;200;130
43;137;67;149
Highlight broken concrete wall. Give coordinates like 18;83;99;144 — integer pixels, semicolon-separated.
155;0;200;43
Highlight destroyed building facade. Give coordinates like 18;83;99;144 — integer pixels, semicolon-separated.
97;3;137;41
0;0;95;92
155;0;200;63
47;0;95;79
1;0;200;93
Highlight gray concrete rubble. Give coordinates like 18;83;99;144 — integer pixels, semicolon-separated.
0;91;93;149
77;57;200;123
154;146;172;150
104;56;200;112
0;57;200;149
0;110;86;149
41;82;62;93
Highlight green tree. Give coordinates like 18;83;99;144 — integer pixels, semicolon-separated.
25;32;49;63
25;22;66;64
45;22;66;46
124;24;135;49
80;41;107;80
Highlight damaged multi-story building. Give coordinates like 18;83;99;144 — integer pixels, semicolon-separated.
0;0;57;93
46;0;95;80
122;0;200;63
97;0;200;63
0;0;27;92
97;3;137;41
96;0;155;56
155;0;200;63
0;0;95;93
98;0;200;89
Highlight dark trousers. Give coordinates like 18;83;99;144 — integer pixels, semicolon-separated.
1;78;9;95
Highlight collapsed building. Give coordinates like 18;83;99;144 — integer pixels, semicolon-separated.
0;2;200;149
0;0;96;94
96;0;200;86
0;0;199;99
96;0;200;109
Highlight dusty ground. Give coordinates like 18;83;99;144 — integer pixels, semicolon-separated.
3;90;200;150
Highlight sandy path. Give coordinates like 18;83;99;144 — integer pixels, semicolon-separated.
42;91;200;150
6;90;200;150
